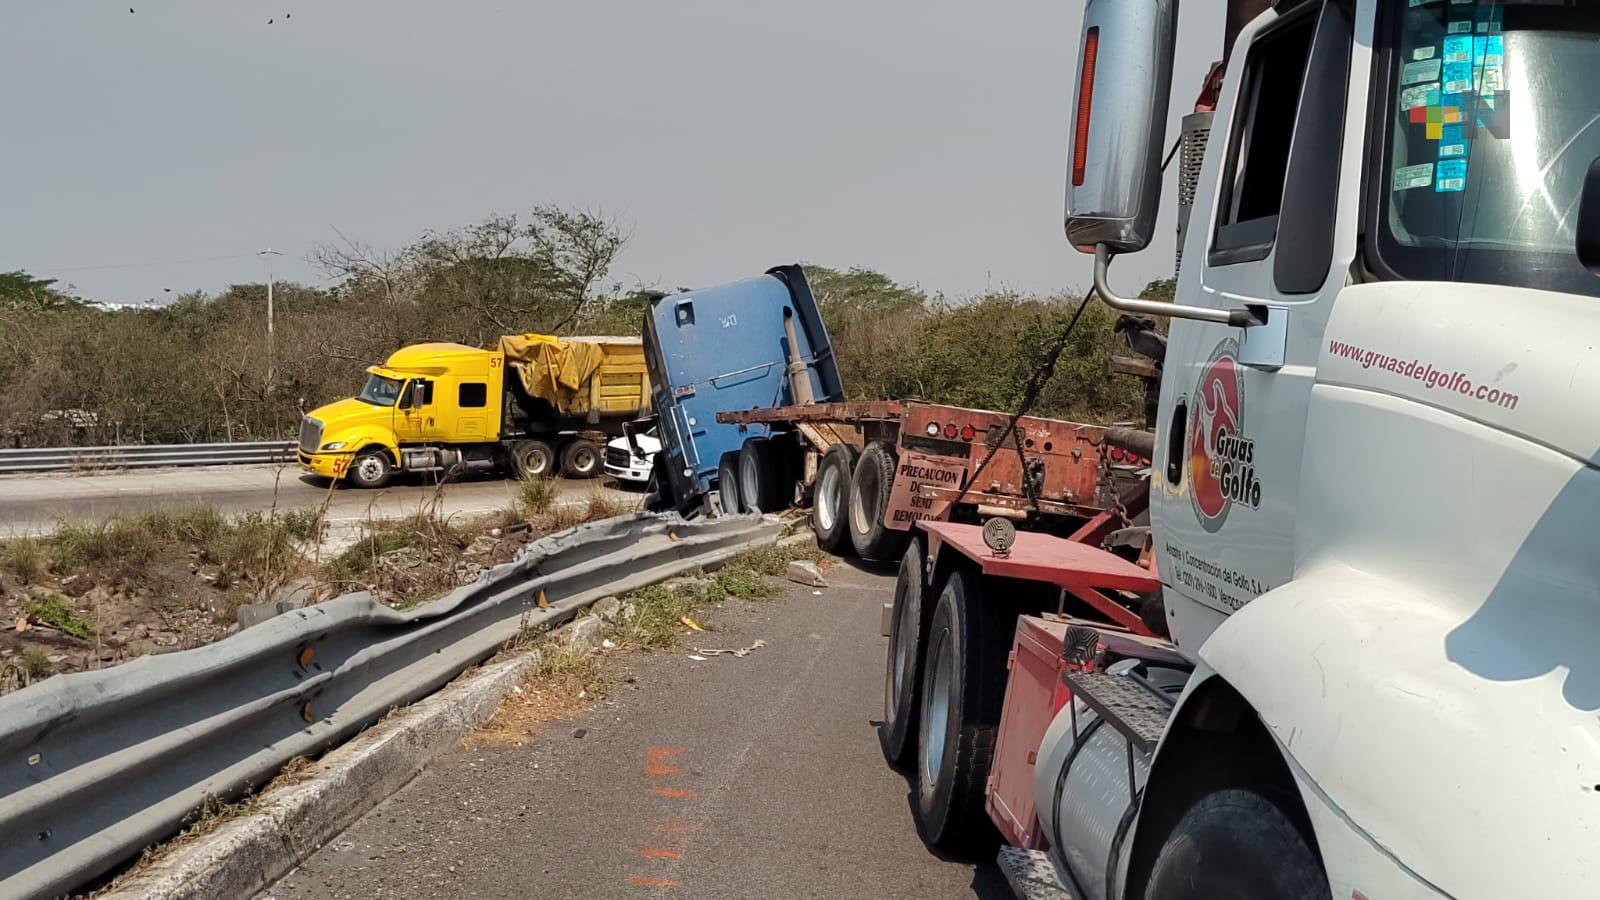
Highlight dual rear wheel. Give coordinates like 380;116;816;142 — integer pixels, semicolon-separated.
881;555;1328;897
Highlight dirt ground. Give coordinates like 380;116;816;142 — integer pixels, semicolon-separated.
0;486;634;695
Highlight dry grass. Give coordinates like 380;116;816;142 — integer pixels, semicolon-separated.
467;638;611;748
515;474;558;517
537;490;635;533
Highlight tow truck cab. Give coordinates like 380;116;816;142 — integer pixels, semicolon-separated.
887;1;1600;898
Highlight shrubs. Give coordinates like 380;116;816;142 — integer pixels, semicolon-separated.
23;594;94;639
515;475;558;517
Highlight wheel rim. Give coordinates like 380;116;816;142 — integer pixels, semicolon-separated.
356;455;384;482
889;575;916;720
526;449;549;477
740;451;761;509
572;447;596;474
817;464;841;531
920;626;952;793
850;464;878;536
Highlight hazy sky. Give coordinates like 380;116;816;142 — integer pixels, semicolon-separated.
1;1;1223;306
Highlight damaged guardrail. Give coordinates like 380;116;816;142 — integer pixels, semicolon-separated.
0;441;295;474
0;511;780;900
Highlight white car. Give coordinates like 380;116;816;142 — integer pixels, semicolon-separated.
604;429;659;484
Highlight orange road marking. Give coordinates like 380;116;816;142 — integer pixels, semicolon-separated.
645;746;684;776
627;876;682;888
638;847;683;860
652;787;697;799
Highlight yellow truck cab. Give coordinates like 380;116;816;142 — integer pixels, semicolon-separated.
297;335;647;488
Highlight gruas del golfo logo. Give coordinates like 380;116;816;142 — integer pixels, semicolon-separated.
1187;339;1262;531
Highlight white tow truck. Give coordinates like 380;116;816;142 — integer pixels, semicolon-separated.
879;0;1600;897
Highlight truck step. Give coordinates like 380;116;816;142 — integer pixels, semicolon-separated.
997;847;1077;900
1060;670;1172;753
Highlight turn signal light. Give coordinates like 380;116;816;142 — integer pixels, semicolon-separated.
1073;26;1099;187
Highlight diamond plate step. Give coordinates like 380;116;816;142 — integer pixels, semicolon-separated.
997;847;1076;900
1061;670;1172;753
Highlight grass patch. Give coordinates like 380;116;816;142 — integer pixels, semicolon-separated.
540;490;636;533
712;566;780;600
21;647;52;680
24;593;94;639
728;543;829;577
0;538;47;582
469;634;612;748
620;580;725;648
515;474;558;517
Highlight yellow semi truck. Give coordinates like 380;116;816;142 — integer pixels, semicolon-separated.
297;334;649;488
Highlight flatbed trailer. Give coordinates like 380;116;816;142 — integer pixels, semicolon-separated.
715;399;1152;561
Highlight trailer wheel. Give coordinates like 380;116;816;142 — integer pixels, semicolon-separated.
812;443;858;554
739;437;788;513
849;442;908;561
914;568;1008;852
878;536;925;768
717;451;744;514
347;448;393;489
560;439;602;479
1145;788;1327;900
510;440;556;479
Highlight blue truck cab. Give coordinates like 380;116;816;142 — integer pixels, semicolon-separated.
641;264;844;514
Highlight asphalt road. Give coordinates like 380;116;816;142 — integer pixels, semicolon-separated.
263;563;1008;900
0;465;640;537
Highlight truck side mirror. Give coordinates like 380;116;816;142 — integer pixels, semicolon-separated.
1066;0;1266;329
1063;0;1177;254
1577;156;1600;276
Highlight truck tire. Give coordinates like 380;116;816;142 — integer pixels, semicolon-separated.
812;443;858;554
849;442;908;561
717;451;744;514
739;437;788;513
347;448;393;489
510;440;556;479
878;536;926;768
644;452;676;513
1145;789;1328;900
913;568;1008;852
560;439;602;479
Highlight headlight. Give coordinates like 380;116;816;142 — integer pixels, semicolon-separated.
320;441;347;451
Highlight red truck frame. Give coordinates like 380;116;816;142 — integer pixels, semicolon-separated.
715;399;1149;562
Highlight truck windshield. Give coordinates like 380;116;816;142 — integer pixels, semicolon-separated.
357;374;403;407
1373;1;1600;297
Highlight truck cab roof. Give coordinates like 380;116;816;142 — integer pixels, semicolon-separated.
378;342;492;376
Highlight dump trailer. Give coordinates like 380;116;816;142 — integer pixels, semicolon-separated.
637;264;845;515
297;335;648;488
880;1;1600;899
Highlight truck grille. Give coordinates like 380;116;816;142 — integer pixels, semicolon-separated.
298;417;324;453
606;446;632;468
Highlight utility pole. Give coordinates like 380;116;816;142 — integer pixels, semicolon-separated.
258;248;283;391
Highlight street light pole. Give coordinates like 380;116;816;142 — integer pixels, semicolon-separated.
258;248;283;391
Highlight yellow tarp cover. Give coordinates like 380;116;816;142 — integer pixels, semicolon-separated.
496;334;644;418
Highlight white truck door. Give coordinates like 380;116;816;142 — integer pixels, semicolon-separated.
1153;0;1365;644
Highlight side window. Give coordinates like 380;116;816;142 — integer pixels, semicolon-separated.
1210;10;1318;266
406;379;433;407
459;382;488;408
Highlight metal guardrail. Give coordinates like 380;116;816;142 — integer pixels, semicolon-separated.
0;511;781;899
0;441;296;474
